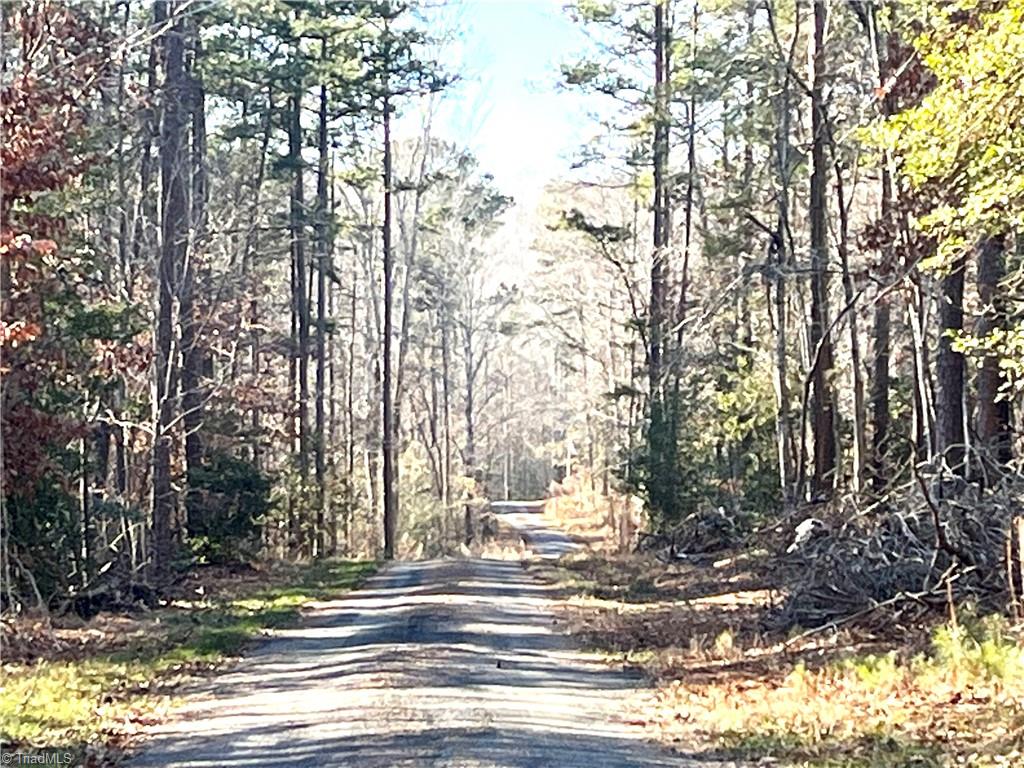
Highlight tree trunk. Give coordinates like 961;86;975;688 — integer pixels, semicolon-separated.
289;88;310;555
246;86;273;471
671;0;697;437
79;435;92;586
770;29;795;505
327;152;339;555
649;0;670;400
677;1;696;344
133;5;160;290
870;296;891;490
181;19;206;537
463;316;476;546
345;265;358;554
152;0;187;579
646;0;676;527
834;169;866;494
807;0;836;498
116;2;133;300
502;373;511;502
359;207;382;554
382;90;397;560
441;301;453;531
314;43;329;557
975;235;1011;474
935;258;966;478
868;0;894;494
909;273;935;461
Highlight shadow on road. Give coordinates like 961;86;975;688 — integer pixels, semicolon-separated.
129;513;696;767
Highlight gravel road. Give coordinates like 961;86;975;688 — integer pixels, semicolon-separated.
129;503;695;767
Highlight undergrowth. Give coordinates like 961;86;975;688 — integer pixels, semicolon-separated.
663;609;1024;767
547;551;1024;767
0;559;374;760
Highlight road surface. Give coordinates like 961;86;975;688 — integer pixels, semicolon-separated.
129;502;695;767
489;499;582;559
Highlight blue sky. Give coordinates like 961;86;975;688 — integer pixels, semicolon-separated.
413;0;599;207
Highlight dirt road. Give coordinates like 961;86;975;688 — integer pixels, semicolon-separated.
129;504;693;767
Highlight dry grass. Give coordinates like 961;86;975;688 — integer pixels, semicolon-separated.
539;549;1024;767
543;472;645;550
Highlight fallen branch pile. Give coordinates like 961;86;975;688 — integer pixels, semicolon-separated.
768;470;1022;630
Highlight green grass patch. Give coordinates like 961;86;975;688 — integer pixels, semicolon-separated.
678;613;1024;767
718;730;943;768
1;559;375;756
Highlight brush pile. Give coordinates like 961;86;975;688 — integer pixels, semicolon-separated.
769;472;1022;630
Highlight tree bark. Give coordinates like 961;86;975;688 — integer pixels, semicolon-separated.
247;87;273;471
133;5;160;293
314;41;330;557
834;169;866;494
649;0;670;400
153;0;187;579
807;0;836;498
935;257;966;478
870;295;891;490
181;18;206;537
770;20;795;505
867;0;894;494
463;305;476;546
975;235;1011;474
289;88;310;555
440;299;453;530
646;0;677;527
382;89;397;560
909;273;935;461
345;262;358;554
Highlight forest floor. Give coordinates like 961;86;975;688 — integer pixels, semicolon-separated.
0;559;375;765
531;545;1024;768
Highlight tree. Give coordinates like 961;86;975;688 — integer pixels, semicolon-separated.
975;236;1011;472
181;10;208;538
877;0;1024;480
358;2;448;559
806;0;836;498
153;0;189;578
935;257;966;477
314;38;331;557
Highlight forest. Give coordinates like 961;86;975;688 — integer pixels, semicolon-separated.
3;0;1024;766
